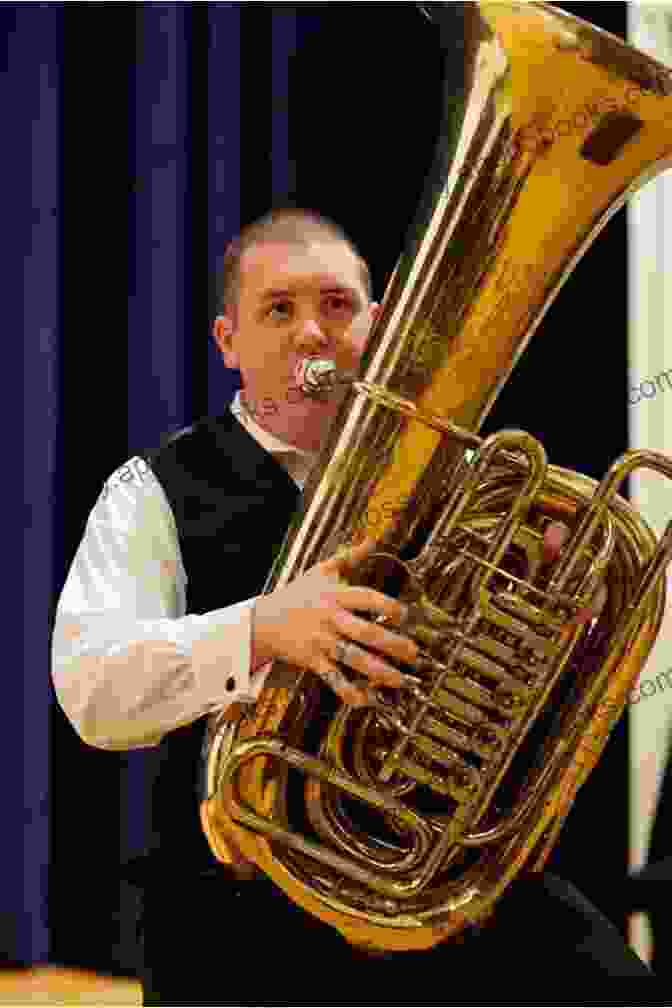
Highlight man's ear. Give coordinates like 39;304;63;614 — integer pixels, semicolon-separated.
370;302;382;323
213;314;239;370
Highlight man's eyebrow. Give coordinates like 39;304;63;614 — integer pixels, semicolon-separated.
258;285;363;304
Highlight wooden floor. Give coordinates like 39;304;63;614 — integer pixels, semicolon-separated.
0;967;141;1006
0;929;652;1004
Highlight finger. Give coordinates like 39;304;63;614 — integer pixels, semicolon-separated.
332;637;405;688
324;520;400;574
334;608;418;667
542;521;571;565
568;581;608;627
349;681;380;708
321;536;379;575
314;657;367;707
333;584;410;627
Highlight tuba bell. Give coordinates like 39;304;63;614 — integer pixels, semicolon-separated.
200;2;672;953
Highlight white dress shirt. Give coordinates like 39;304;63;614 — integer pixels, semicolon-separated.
50;391;318;751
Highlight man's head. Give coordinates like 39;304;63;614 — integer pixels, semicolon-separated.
213;207;381;452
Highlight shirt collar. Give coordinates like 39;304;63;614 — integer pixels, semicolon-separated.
230;389;318;488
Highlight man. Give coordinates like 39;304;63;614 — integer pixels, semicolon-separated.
51;207;655;1003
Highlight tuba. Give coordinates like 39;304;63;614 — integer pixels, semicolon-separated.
201;2;672;953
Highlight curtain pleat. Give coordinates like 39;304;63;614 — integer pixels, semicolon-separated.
3;2;63;965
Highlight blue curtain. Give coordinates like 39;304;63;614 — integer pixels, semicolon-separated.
1;0;309;970
2;1;62;966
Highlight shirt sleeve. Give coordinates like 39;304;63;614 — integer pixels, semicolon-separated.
50;456;274;752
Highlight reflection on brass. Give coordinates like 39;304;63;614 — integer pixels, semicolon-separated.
201;3;672;953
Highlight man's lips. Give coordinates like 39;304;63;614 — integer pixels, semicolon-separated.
293;356;352;398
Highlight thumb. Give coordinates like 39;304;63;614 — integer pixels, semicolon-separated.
321;535;379;577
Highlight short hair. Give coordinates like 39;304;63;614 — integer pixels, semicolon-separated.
217;206;373;325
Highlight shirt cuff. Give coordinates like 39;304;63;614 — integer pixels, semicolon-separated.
185;597;260;709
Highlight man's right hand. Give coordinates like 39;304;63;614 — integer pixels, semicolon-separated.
250;536;420;707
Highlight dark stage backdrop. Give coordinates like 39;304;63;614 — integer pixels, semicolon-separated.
3;1;630;977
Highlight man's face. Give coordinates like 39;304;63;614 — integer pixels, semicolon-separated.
214;239;380;450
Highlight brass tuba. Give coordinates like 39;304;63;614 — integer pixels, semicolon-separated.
201;2;672;953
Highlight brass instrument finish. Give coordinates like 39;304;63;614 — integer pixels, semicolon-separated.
201;3;672;953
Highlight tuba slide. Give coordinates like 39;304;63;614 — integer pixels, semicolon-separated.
201;2;672;953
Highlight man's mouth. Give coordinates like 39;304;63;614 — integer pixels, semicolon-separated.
293;357;340;399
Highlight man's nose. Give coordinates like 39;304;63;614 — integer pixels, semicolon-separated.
294;317;329;353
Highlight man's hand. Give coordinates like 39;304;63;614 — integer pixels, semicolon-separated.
544;520;608;629
251;520;606;709
251;537;417;707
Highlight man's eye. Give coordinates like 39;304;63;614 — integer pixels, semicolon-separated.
267;302;291;319
325;296;354;313
266;297;354;320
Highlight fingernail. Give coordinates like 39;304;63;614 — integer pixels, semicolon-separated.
543;522;569;561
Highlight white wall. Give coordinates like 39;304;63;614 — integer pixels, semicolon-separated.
627;0;672;965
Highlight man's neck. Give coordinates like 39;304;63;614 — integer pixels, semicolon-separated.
238;390;327;456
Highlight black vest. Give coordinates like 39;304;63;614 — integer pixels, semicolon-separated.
137;406;301;880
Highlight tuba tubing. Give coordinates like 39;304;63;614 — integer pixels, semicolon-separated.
201;2;672;953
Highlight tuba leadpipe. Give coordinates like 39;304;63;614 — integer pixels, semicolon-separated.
201;2;672;953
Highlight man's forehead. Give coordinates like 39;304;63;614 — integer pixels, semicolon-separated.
240;240;360;292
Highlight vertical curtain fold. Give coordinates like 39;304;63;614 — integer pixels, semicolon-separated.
1;3;63;965
271;8;296;206
207;3;241;414
122;2;195;876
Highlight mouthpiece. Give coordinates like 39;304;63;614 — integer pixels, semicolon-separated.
294;357;353;399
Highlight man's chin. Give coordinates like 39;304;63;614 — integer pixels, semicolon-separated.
289;386;343;409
